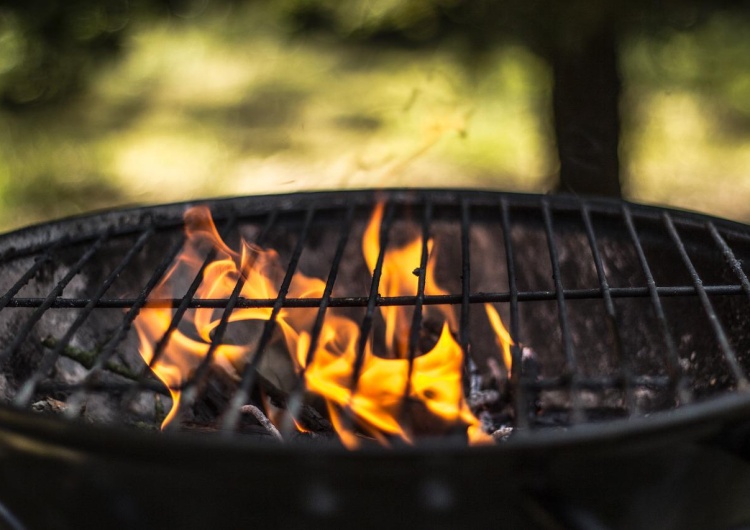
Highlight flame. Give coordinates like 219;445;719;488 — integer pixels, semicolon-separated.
134;206;323;428
485;304;513;375
134;203;512;448
362;203;457;358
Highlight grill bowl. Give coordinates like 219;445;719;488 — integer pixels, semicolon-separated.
2;189;750;529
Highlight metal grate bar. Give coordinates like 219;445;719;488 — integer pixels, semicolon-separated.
170;279;254;422
325;200;396;439
13;226;156;407
707;222;750;299
144;216;238;372
0;248;60;312
281;204;356;437
401;199;433;422
117;215;244;422
6;285;749;310
221;207;316;433
15;283;749;312
63;232;190;420
500;198;528;429
349;202;396;392
663;213;750;389
300;204;356;370
622;205;689;405
541;198;582;422
0;231;111;366
460;198;480;394
580;202;634;413
166;210;279;428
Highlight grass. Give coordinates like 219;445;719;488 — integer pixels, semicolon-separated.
621;10;750;221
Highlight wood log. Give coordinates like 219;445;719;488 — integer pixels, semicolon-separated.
181;362;335;437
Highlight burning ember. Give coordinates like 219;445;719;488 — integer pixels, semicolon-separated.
134;204;513;448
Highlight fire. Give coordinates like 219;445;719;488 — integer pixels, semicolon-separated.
485;304;513;376
133;203;513;448
361;203;457;358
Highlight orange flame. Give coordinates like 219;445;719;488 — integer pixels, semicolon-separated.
485;304;513;375
362;203;457;359
133;203;512;447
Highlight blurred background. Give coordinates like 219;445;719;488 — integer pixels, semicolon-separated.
0;0;749;231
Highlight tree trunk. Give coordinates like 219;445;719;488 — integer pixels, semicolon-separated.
552;24;622;197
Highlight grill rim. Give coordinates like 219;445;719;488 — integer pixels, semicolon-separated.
2;187;750;450
0;389;748;459
5;188;750;262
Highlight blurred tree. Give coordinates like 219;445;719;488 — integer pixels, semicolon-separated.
281;0;745;196
0;0;243;108
1;0;748;197
0;0;133;106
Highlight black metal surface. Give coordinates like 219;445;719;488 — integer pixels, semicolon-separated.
2;393;750;529
664;212;749;389
1;189;750;528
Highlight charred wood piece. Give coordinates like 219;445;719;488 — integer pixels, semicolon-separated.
240;404;283;442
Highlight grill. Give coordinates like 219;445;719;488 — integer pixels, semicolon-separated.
2;188;750;529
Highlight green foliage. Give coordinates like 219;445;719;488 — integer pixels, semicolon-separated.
0;0;748;232
0;0;135;106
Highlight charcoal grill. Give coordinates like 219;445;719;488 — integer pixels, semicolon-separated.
2;189;750;529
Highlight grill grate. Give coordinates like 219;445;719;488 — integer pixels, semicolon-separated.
1;189;750;441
